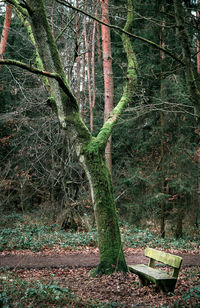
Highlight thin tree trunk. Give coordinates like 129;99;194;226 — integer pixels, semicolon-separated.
91;16;96;111
81;9;86;118
0;3;12;76
160;6;166;239
160;114;165;239
175;197;183;239
76;0;81;104
96;19;101;65
83;7;93;131
50;0;56;38
100;0;114;173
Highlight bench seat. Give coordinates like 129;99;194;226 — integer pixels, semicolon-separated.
129;264;177;292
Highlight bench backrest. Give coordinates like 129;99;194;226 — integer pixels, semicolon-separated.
145;247;182;278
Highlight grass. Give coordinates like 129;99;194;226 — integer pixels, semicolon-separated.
0;212;199;252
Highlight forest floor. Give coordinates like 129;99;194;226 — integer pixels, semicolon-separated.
0;247;200;307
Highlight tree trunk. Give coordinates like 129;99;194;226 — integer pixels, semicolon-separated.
100;0;114;173
83;6;93;132
160;7;166;239
75;0;81;104
175;197;183;239
5;0;137;274
0;4;11;59
0;3;12;76
80;144;127;274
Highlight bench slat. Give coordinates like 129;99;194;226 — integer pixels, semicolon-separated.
145;248;182;269
129;264;176;282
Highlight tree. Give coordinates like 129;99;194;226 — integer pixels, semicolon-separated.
1;0;137;275
100;0;114;173
0;3;11;78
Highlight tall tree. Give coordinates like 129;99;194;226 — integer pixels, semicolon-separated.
1;0;137;274
0;3;11;76
100;0;114;173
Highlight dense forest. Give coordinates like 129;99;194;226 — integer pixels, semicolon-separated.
0;0;200;306
1;0;199;237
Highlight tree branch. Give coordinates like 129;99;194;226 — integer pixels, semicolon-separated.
0;58;77;105
3;0;28;16
56;0;184;65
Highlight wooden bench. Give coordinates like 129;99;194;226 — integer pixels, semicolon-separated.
128;247;182;293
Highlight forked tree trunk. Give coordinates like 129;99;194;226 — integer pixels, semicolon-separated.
5;0;137;274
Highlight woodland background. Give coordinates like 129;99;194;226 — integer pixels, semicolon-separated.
0;0;199;239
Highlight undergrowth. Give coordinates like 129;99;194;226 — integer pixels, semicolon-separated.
0;271;127;308
0;269;199;308
0;272;86;307
0;212;199;252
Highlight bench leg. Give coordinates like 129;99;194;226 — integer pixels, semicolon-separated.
156;280;177;294
138;276;149;287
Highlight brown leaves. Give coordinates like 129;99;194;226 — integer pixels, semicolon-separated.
1;249;200;307
2;264;200;307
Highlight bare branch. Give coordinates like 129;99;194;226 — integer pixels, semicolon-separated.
0;58;77;105
56;0;184;65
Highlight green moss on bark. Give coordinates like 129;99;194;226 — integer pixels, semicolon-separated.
81;140;127;274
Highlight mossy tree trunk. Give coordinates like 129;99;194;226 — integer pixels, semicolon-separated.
4;0;137;274
80;142;127;274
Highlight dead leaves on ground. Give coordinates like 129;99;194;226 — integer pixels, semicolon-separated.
11;266;200;307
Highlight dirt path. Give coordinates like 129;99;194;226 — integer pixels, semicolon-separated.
0;252;199;269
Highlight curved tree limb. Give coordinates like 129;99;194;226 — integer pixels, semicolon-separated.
0;58;77;105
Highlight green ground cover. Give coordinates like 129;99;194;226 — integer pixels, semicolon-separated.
0;213;199;252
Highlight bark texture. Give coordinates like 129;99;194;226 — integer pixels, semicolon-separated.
100;0;114;173
0;3;12;73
